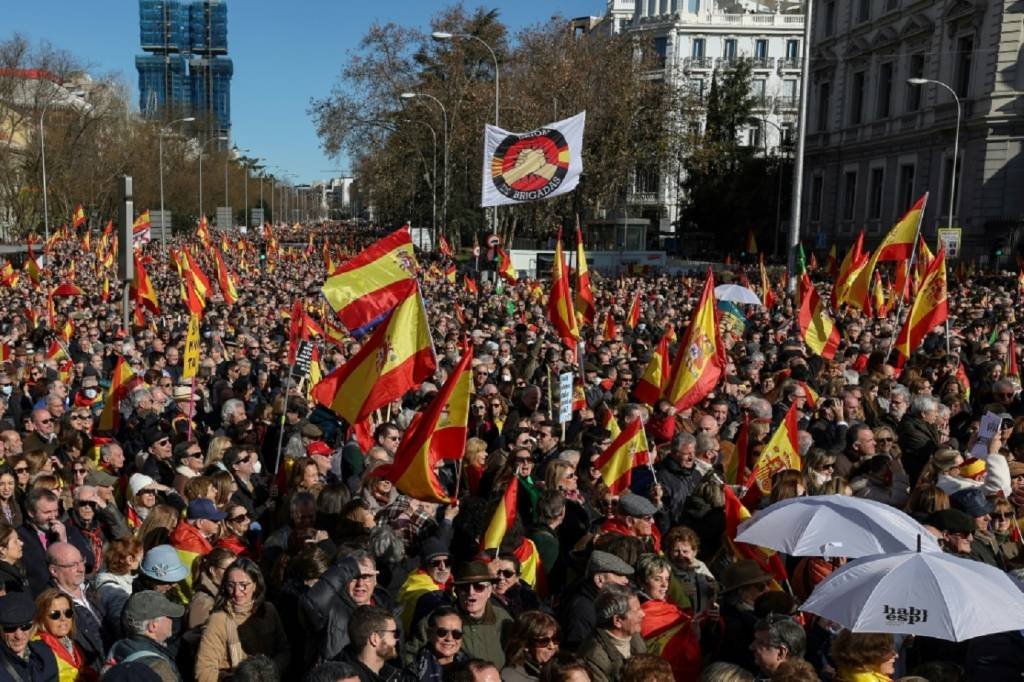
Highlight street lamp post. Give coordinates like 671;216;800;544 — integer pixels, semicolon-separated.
399;119;437;250
39;103;51;242
401;92;447;246
199;135;228;223
908;78;961;234
433;31;500;234
786;0;814;293
760;117;789;258
159;116;196;247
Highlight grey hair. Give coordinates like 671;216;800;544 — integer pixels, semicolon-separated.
130;387;152;408
739;396;772;420
672;431;697;451
910;395;939;416
698;662;755;682
220;399;244;424
797;430;814;457
889;384;910;403
695;433;719;455
368;524;405;566
636;553;673;587
754;616;807;657
594;584;635;629
123;615;156;638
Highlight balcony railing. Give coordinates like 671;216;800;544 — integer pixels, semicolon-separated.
639;12;805;27
778;57;803;70
684;56;714;69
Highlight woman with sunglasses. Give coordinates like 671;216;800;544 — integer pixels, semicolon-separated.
7;455;31;499
990;497;1024;567
489;553;541;618
0;522;27;594
409;605;467;682
216;504;259;559
0;466;22;529
501;610;561;682
32;588;97;682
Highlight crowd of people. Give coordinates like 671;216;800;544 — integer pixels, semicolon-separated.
0;220;1021;682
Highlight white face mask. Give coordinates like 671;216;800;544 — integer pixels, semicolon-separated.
0;385;11;397
83;388;97;399
251;459;262;475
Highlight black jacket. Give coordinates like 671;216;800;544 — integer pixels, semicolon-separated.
897;416;940;485
655;457;702;532
16;523;95;596
557;580;600;649
0;641;58;682
0;560;29;593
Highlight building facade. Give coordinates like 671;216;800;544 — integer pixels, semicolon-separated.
802;0;1024;262
591;0;805;234
136;0;232;139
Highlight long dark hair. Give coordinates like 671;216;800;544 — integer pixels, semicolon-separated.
213;557;267;616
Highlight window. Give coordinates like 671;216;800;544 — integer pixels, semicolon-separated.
634;163;660;194
786;40;799;60
653;36;668;66
751;78;766;99
876;62;893;118
780;122;794;146
782;78;797;107
942;156;962;218
906;54;924;112
857;0;871;23
749;123;763;149
955;36;973;97
842;170;858;221
825;1;836;36
754;39;768;63
692;38;705;58
691;77;705;100
817;81;831;131
724;38;737;62
868;166;885;219
688;0;701;12
850;71;866;124
897;163;915;211
810;175;824;221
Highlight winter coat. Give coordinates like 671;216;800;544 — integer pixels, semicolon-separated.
0;560;29;594
194;601;290;682
106;634;181;682
557;581;600;649
897;416;940;484
409;600;512;669
92;571;134;644
578;629;646;682
655;457;702;532
0;641;58;682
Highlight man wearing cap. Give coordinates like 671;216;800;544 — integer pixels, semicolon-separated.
409;561;512;669
0;592;58;681
140;430;176;488
579;584;646;682
105;591;185;682
557;550;634;649
719;559;774;670
168;499;224;598
397;537;452;632
927;509;977;557
950;488;1004;568
171;440;204;496
599;492;661;553
126;474;179;530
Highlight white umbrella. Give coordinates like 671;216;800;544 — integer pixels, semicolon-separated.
801;550;1024;641
735;495;941;558
713;284;762;306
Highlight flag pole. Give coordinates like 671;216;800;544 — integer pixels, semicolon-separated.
186;377;196;441
273;370;295;474
885;193;929;363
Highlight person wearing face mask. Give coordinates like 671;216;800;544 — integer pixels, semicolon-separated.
71;373;102;412
223;447;273;524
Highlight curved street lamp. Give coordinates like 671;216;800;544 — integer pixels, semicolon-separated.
159;116;195;246
907;77;961;234
401;92;448;242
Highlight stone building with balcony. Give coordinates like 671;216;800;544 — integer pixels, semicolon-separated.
802;0;1024;263
584;0;805;240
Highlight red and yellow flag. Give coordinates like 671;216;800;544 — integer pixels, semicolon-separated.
663;270;725;411
213;247;239;306
594;417;649;495
379;345;472;504
724;485;789;585
497;248;518;284
101;277;110;303
743;402;802;507
1007;335;1020;385
574;224;595;325
197;215;211;248
464;274;478;294
894;248;948;366
634;324;672;406
832;230;866;307
626;291;642;329
312;287;436;423
759;256;776;309
98;356;138;433
602;312;618;343
444;264;456;284
132;210;151;233
547;228;580;350
846;195;928;310
131;254;160;314
481;476;518;554
72;204;86;229
321;226;419;331
438;234;453;258
798;274;840;360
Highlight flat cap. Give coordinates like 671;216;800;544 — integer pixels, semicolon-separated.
586;550;634;577
926;508;976;533
618;492;657;518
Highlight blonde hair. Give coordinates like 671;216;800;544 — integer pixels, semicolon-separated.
205;436;233;467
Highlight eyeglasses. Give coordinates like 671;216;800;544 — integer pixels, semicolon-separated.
13;467;28;474
228;513;249;522
52;558;84;568
73;468;88;475
155;439;170;446
455;582;491;593
433;627;463;640
992;512;1014;520
1;624;31;634
225;581;253;591
71;414;91;421
138;489;159;496
490;403;502;408
428;558;450;569
531;635;560;647
497;569;517;579
876;437;894;443
48;609;74;621
76;501;97;509
36;418;52;424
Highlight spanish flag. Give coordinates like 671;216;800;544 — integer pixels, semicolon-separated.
101;276;110;303
626;291;641;329
1006;335;1020;385
60;320;73;344
893;248;948;366
72;204;86;229
131;254;160;314
845;195;928;309
438;234;454;258
594;417;648;495
574;224;595;325
634;324;672;405
798;274;840;360
601;404;622;439
378;345;472;504
481;476;518;554
181;249;211;302
547;228;580;350
98;356;137;433
445;264;456;284
745;230;758;255
724;484;788;585
602;312;617;342
321;226;420;331
464;274;478;294
213;247;239;306
325;318;347;348
46;340;67;362
497;248;518;284
0;343;9;362
180;272;205;317
743;402;802;507
312;287;436;423
831;230;866;307
640;601;701;682
663;270;725;411
825;244;838;277
871;270;887;318
197;215;211;249
759;256;776;309
23;245;41;289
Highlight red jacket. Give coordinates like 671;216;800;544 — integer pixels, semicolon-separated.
169;519;213;556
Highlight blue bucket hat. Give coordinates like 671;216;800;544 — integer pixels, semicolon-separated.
140;544;188;583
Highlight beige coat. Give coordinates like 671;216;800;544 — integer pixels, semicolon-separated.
194;601;290;682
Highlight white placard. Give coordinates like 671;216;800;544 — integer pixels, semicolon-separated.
558;372;574;424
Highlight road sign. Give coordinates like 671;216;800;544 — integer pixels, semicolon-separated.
215;207;233;230
558;371;574;424
937;228;962;259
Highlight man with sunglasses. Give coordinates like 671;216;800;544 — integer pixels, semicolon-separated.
398;538;452;632
139;430;176;488
0;591;58;681
23;408;58;458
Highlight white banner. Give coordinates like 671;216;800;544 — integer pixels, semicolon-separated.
481;111;586;207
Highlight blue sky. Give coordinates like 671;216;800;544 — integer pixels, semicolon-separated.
6;1;603;183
